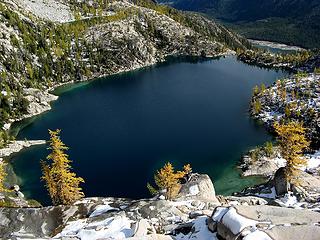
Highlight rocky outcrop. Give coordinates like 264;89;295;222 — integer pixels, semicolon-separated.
20;88;59;120
0;174;220;239
12;0;74;23
177;173;219;202
0;139;46;162
1;174;320;239
240;153;286;177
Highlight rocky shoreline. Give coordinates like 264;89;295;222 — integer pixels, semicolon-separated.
1;173;319;239
0;140;46;163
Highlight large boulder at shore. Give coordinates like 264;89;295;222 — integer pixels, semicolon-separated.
274;167;289;195
177;173;219;203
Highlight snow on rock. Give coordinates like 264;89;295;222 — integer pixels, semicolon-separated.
89;203;119;218
255;187;277;199
306;150;320;170
55;215;134;240
2;123;11;131
54;219;87;238
211;207;275;239
221;207;258;234
243;230;272;240
277;192;298;207
176;216;218;240
188;185;200;196
211;207;229;222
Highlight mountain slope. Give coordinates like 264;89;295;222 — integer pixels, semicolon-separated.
158;0;320;48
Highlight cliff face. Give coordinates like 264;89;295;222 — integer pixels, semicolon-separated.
1;174;320;240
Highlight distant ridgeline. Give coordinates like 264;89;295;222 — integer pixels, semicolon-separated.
0;0;250;146
158;0;320;49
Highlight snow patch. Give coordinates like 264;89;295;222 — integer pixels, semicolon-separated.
306;150;320;170
55;216;134;240
222;208;258;234
255;187;277;199
279;192;298;207
176;216;218;240
211;207;229;222
89;204;119;218
188;185;200;196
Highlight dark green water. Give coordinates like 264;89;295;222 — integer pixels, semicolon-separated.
10;56;287;205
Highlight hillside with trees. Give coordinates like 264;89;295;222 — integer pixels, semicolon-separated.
158;0;320;48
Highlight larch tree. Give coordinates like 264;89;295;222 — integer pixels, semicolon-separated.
0;162;7;192
147;162;192;200
274;121;310;183
41;129;84;205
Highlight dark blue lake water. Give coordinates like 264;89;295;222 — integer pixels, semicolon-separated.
10;56;287;205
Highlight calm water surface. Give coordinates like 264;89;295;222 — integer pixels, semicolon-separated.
10;56;287;205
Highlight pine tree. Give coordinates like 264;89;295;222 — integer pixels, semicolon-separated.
41;129;84;205
0;162;7;192
274;121;310;183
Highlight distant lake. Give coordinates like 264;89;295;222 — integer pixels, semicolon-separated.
10;56;287;205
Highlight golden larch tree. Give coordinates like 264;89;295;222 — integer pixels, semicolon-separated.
0;162;7;192
148;162;192;200
41;129;84;205
274;121;310;183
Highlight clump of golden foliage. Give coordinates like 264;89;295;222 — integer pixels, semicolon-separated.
147;162;192;200
41;129;85;205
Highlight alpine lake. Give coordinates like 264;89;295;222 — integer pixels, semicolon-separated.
9;55;288;205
